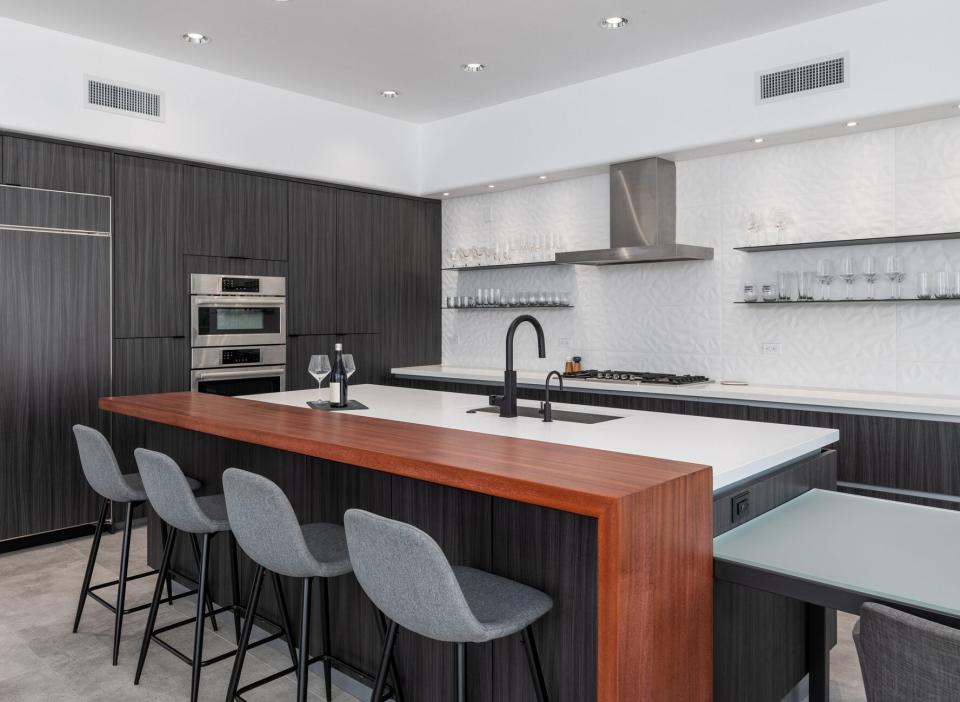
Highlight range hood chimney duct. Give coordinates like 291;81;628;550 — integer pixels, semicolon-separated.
555;157;713;265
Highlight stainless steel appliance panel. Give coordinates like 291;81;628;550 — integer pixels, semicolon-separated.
190;365;286;395
190;273;286;296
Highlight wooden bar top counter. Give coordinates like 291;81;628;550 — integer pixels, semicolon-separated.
101;389;714;701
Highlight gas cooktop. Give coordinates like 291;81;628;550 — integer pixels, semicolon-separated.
562;370;712;386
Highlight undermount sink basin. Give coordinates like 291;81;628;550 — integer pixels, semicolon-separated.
466;405;623;424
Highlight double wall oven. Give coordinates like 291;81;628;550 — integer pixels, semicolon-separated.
189;274;287;396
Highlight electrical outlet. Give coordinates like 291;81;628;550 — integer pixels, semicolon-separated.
761;342;782;355
731;490;751;525
558;337;571;348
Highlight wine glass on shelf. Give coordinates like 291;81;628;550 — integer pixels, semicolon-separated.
816;259;834;300
839;257;857;300
308;355;331;399
342;354;356;381
885;255;905;299
862;256;878;300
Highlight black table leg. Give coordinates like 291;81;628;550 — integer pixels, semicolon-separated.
806;602;830;702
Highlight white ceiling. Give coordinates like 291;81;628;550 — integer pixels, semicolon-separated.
0;0;882;123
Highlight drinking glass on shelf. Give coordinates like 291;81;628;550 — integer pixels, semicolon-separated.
777;271;796;301
936;272;951;299
477;288;485;306
308;355;331;399
884;255;904;299
917;273;932;300
816;259;834;300
560;292;569;306
953;273;960;299
839;257;857;300
538;292;547;306
761;283;779;302
342;354;356;380
743;284;758;302
862;256;878;300
798;272;816;301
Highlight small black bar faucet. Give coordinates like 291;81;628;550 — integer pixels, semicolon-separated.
498;315;546;418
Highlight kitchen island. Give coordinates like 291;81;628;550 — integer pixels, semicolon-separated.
100;384;838;702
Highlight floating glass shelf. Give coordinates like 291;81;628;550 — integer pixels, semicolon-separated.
443;305;574;310
442;261;563;272
736;298;959;305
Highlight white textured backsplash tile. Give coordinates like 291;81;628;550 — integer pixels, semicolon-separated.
441;116;960;396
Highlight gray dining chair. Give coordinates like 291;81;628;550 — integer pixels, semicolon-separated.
854;602;960;701
344;508;554;702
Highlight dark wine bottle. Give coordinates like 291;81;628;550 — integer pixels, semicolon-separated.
329;342;349;408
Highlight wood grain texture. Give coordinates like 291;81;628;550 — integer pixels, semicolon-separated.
0;185;110;234
101;391;714;702
1;136;111;194
336;189;391;334
112;155;184;338
0;230;109;540
288;182;338;335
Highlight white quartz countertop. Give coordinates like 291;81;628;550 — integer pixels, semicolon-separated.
391;365;960;422
244;384;838;493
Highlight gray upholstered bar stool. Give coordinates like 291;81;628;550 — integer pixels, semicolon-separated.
72;425;204;666
222;468;402;702
133;449;290;702
344;509;554;702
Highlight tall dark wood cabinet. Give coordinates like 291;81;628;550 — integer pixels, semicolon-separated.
2;136;111;194
288;182;338;335
183;165;288;260
0;228;109;542
113;156;184;338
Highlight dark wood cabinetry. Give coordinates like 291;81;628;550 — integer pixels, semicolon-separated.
113;156;184;338
2;136;111;195
288;183;338;335
183;165;288;260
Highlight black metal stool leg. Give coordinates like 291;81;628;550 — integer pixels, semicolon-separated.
456;642;466;702
73;497;109;633
297;578;313;702
375;610;405;702
135;528;177;684
112;502;134;666
319;578;333;701
190;533;212;702
520;626;549;702
370;620;398;702
226;565;265;702
229;534;242;642
159;521;174;606
190;533;219;631
271;572;300;672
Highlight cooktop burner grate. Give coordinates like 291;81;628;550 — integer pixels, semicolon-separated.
562;370;711;385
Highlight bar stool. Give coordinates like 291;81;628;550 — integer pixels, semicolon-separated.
133;449;293;702
344;509;554;702
71;425;207;666
222;468;403;702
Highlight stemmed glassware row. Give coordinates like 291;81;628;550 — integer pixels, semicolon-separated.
445;234;564;268
446;289;570;308
746;255;905;302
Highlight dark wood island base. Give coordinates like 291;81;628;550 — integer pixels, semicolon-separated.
101;391;714;701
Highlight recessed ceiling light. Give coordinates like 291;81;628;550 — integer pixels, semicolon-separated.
599;16;628;29
380;90;400;98
487;184;496;189
182;32;210;45
845;121;858;127
538;175;548;180
442;192;450;196
462;63;486;73
752;137;765;144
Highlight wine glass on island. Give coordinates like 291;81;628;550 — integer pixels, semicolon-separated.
308;355;331;400
343;354;356;381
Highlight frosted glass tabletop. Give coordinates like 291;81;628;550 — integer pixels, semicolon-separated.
713;489;960;619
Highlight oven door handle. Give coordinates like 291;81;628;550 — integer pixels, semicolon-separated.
194;367;286;381
193;296;287;307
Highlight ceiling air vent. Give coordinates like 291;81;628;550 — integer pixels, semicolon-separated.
85;76;164;121
756;54;848;103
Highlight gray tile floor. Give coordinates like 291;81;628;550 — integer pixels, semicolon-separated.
0;525;867;702
0;525;360;702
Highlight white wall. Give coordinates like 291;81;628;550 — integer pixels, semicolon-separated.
421;0;960;194
0;17;421;194
442;115;960;395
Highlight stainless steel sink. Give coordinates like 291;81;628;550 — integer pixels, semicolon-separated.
466;405;623;424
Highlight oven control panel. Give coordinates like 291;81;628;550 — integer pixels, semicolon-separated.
221;277;260;293
222;348;261;365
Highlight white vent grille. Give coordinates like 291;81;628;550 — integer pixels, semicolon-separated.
757;54;848;103
85;76;164;121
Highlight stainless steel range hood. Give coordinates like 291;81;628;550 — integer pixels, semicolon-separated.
555;158;713;265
